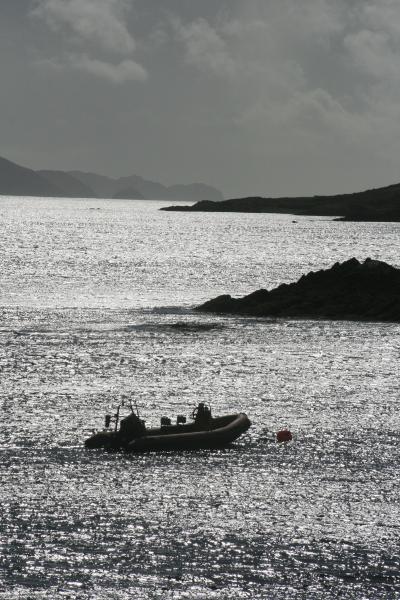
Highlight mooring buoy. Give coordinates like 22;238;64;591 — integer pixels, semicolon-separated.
276;429;293;442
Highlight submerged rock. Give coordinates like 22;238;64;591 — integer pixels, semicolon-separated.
167;322;223;332
196;258;400;322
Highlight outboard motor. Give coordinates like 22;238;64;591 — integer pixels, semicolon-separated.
177;415;186;425
105;414;112;429
161;416;172;426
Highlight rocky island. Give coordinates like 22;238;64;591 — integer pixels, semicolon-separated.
197;258;400;322
161;182;400;221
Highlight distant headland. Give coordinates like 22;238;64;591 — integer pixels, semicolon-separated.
0;155;223;202
161;184;400;222
197;258;400;322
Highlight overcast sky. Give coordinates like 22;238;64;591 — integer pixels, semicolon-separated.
2;0;400;197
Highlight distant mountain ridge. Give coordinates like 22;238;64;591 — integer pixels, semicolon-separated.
38;170;95;198
70;170;224;201
0;155;224;201
0;156;62;197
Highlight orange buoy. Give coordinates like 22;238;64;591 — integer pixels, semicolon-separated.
276;429;293;442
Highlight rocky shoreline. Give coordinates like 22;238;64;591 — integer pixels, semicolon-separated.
161;183;400;221
196;258;400;322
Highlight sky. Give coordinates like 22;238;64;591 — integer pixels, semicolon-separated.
2;0;400;197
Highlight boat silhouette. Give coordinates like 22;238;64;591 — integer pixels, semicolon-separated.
85;402;251;452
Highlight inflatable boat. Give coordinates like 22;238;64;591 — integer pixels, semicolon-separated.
85;402;251;452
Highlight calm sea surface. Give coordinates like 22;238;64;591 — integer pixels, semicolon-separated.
0;197;399;599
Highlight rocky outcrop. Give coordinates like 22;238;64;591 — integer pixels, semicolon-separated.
161;183;400;221
165;183;224;202
197;258;400;322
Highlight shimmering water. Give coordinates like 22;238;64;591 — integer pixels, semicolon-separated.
0;197;399;599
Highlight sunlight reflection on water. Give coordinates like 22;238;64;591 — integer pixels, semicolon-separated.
0;198;399;598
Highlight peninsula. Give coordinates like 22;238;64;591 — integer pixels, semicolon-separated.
197;258;400;322
161;183;400;221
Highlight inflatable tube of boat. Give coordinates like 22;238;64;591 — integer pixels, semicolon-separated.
127;412;251;452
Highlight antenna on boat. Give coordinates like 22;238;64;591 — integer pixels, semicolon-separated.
114;404;121;432
121;393;140;417
134;399;140;418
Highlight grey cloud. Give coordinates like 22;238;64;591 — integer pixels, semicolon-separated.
344;30;395;78
363;0;400;38
173;17;236;76
37;53;148;83
344;1;400;83
173;1;400;148
71;54;147;82
31;0;148;83
160;0;400;194
171;1;346;86
32;0;135;54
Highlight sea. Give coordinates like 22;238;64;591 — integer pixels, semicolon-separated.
0;197;399;599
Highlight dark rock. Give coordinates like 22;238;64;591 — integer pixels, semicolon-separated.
167;322;223;332
196;258;400;322
161;183;400;221
165;183;223;202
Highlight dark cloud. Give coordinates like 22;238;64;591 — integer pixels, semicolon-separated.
1;0;400;196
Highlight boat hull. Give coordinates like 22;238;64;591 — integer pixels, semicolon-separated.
85;413;251;452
